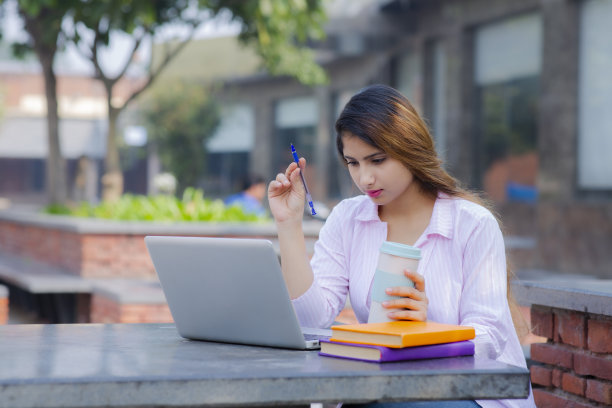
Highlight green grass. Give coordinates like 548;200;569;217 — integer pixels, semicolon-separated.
45;188;267;223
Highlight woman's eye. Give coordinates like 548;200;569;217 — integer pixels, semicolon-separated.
346;161;357;166
372;157;386;164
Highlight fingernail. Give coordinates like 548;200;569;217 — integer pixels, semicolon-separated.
382;301;389;307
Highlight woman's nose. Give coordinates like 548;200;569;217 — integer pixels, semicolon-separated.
360;167;374;186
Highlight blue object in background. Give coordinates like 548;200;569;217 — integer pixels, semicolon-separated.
506;182;538;203
224;192;266;216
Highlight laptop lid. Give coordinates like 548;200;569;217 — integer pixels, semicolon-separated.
145;236;323;350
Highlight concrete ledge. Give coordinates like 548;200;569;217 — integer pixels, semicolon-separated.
512;273;612;316
0;252;92;293
0;209;323;237
92;279;166;304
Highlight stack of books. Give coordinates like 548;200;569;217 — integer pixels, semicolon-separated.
319;321;476;363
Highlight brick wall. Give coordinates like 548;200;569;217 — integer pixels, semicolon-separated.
0;221;83;274
0;218;284;278
0;220;158;277
90;293;173;324
0;289;8;325
529;305;612;407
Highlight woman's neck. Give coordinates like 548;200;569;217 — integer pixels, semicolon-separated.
378;185;436;246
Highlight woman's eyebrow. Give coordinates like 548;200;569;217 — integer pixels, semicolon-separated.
344;152;384;161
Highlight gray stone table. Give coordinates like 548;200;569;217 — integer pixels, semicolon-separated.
0;323;530;408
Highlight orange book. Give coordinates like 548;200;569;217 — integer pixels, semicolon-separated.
330;321;475;348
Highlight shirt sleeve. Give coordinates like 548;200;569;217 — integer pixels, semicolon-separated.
459;213;516;362
292;202;351;328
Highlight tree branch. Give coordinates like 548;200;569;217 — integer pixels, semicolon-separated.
87;22;116;92
109;30;145;83
120;23;199;110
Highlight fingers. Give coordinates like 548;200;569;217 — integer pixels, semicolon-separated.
285;158;307;176
384;284;426;301
382;296;424;310
268;173;289;194
268;163;304;198
386;309;427;322
284;161;298;179
382;270;428;321
404;269;425;292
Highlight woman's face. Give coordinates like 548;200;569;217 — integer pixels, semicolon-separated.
341;132;417;206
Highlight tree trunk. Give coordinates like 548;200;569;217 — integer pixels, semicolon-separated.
40;56;67;206
20;6;68;207
101;103;123;202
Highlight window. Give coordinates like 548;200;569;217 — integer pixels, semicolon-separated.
205;104;255;195
394;51;423;112
474;13;542;204
578;0;612;190
274;96;318;175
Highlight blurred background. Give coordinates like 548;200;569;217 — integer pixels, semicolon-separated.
0;0;611;326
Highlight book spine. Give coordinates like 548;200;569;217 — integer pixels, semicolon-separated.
379;340;475;362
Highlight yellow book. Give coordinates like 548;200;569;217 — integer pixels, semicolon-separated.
330;321;475;348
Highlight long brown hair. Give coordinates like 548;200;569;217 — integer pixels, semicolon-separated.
335;84;529;339
335;84;481;204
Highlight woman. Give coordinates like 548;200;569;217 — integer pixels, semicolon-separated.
268;84;534;408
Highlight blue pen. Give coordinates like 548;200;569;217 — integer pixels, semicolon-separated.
290;144;316;216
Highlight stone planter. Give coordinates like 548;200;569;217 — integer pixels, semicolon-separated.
0;209;323;324
0;210;322;279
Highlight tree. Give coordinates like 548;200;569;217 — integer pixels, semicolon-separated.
68;0;327;201
1;0;77;205
142;81;220;195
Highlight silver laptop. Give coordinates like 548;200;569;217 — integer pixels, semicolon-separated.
145;236;331;349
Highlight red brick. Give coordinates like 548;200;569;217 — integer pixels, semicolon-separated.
552;368;563;388
562;372;586;397
554;310;587;348
586;378;612;405
533;389;598;408
531;343;573;369
531;365;552;387
90;295;121;323
587;318;612;354
531;306;554;339
0;297;8;325
574;351;612;381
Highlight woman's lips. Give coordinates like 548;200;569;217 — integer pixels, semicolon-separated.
367;189;382;198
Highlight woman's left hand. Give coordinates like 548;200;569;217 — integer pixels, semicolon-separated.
382;269;428;321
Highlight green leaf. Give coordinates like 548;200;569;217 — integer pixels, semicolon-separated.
43;189;269;222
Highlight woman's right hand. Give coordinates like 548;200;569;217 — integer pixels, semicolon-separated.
268;158;307;224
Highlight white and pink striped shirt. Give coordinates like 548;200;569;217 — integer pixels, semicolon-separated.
293;194;535;408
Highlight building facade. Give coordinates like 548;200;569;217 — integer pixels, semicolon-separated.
215;0;612;277
1;0;610;277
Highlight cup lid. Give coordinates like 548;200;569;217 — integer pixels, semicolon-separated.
380;241;421;259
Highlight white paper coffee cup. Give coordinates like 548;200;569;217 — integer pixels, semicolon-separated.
368;241;421;323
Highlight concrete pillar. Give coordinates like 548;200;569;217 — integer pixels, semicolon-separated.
537;0;579;202
445;27;475;185
251;101;274;179
314;86;332;200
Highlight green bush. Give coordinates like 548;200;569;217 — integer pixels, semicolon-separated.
45;188;267;222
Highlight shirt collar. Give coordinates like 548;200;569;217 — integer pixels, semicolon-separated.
426;193;454;240
355;195;381;222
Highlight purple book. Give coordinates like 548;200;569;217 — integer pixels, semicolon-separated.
319;339;475;363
